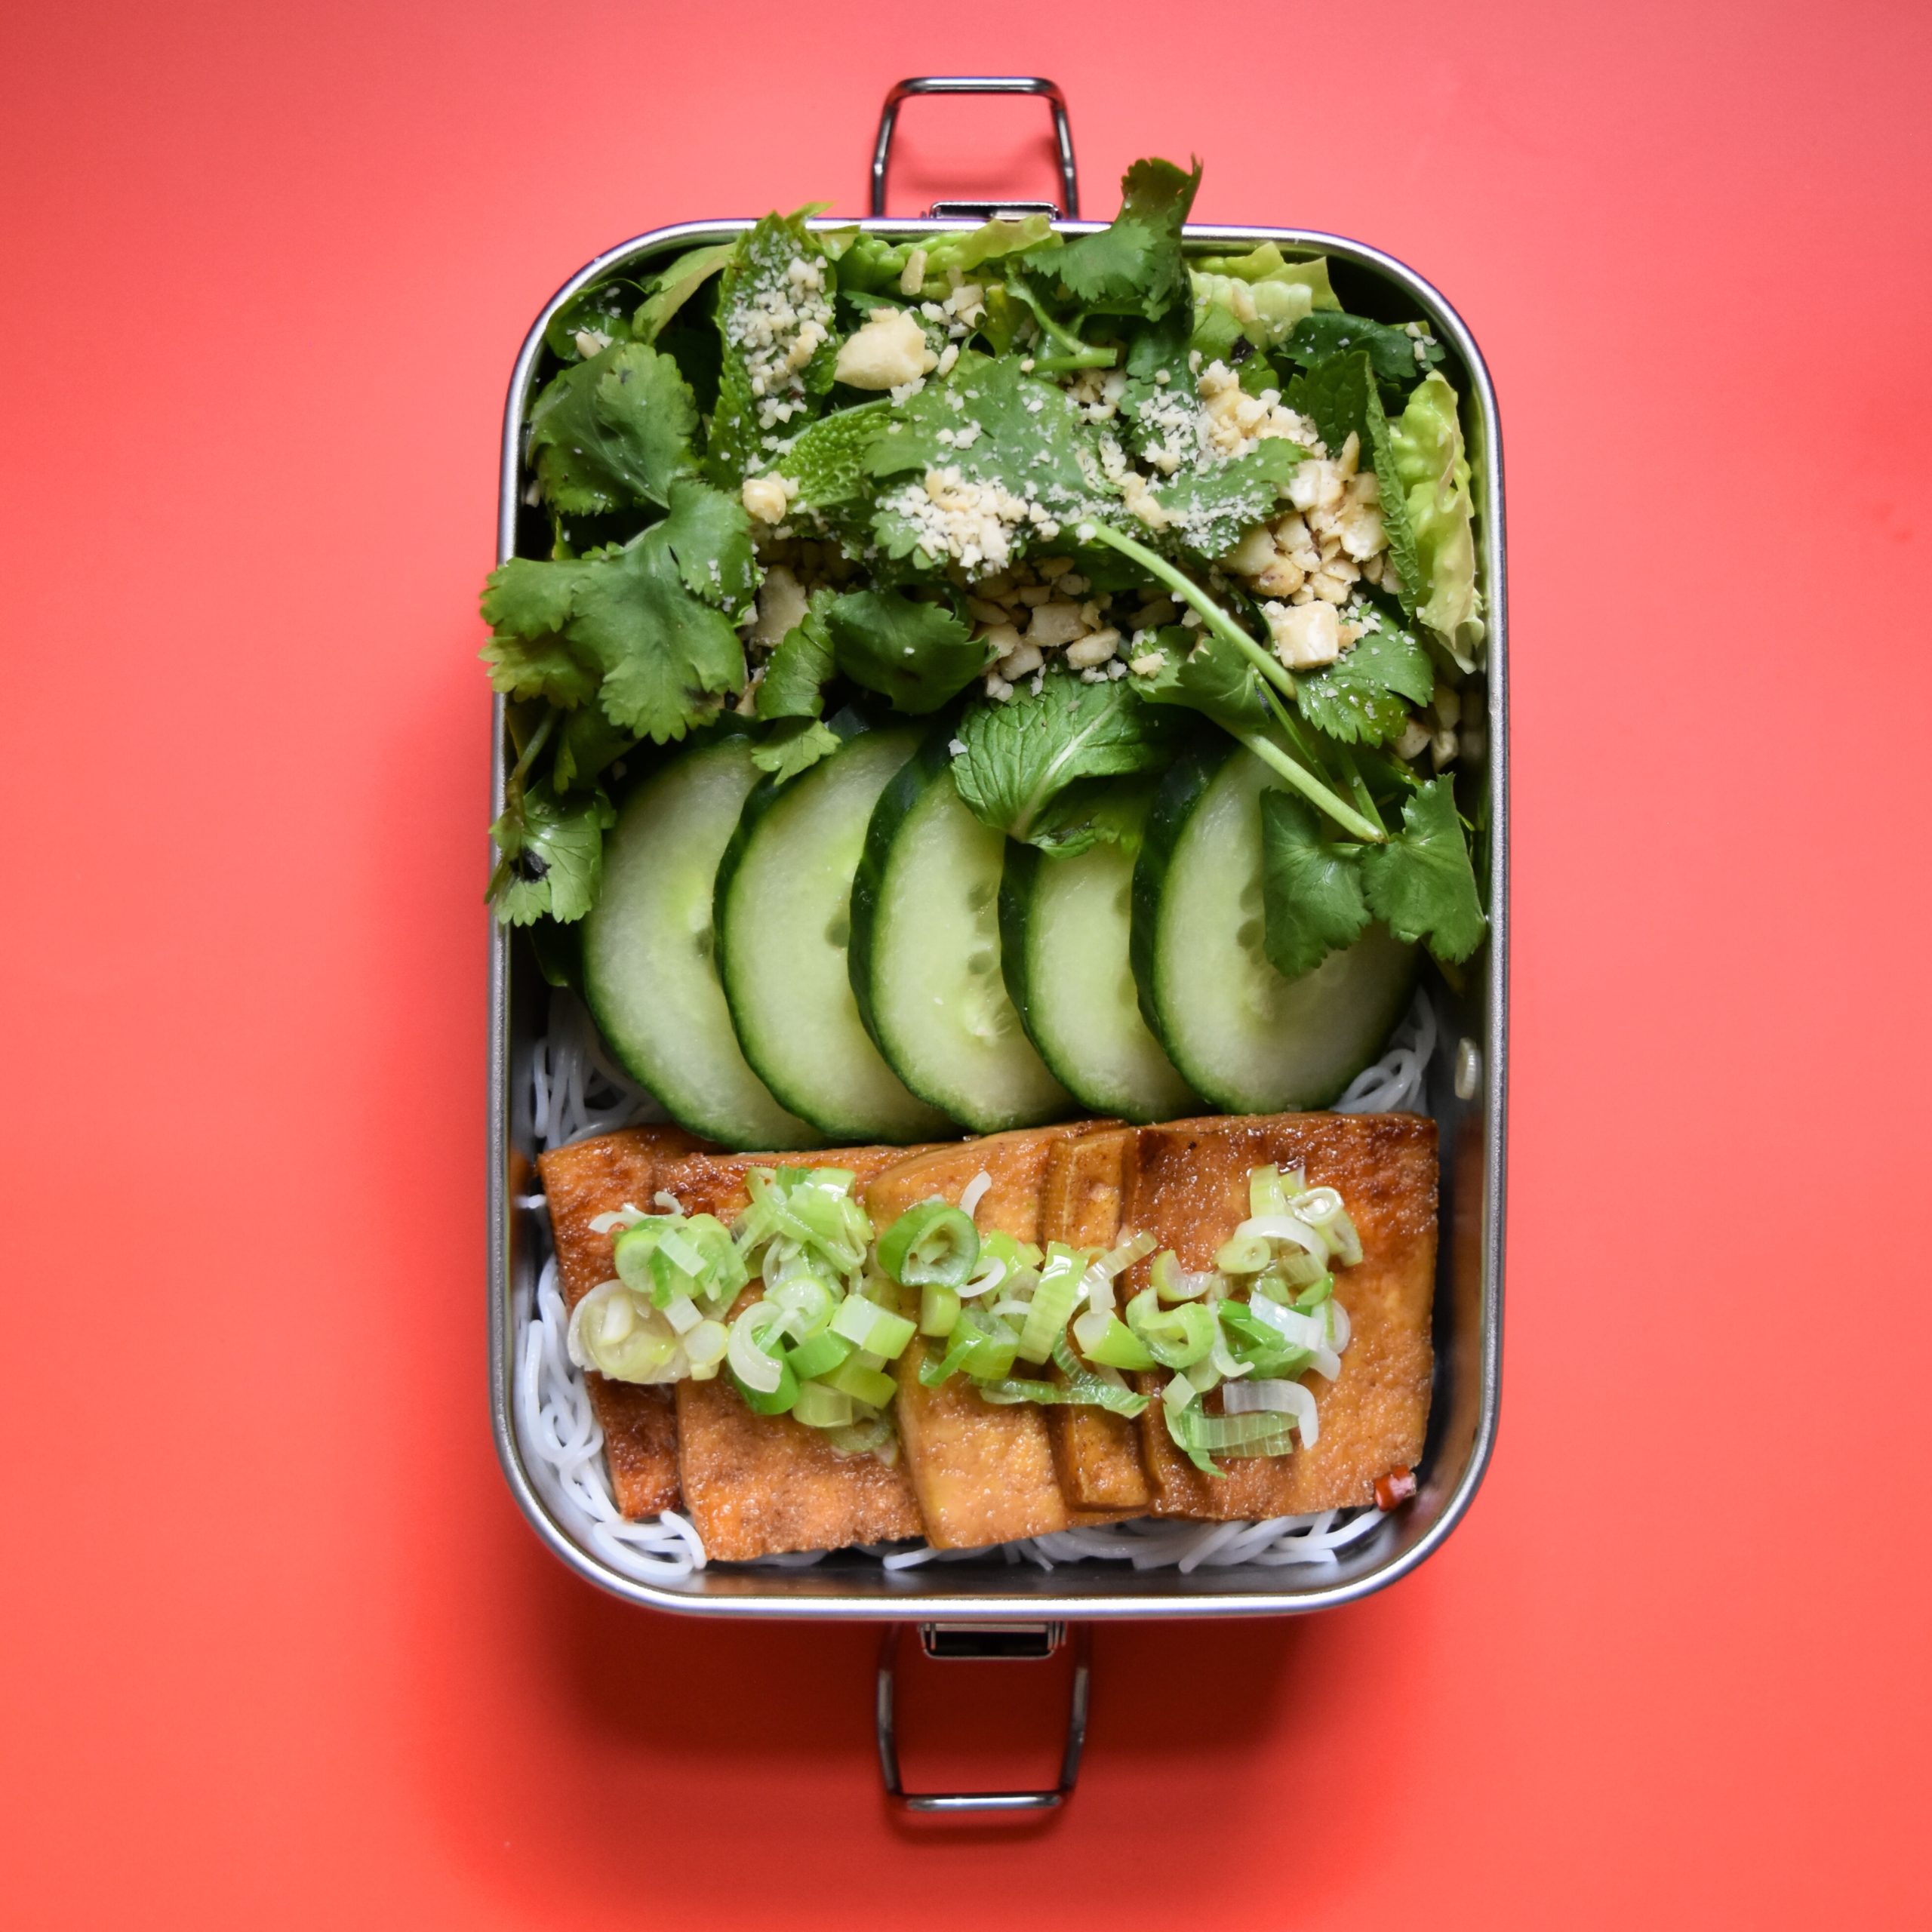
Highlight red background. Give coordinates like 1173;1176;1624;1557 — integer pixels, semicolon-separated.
5;2;1930;1924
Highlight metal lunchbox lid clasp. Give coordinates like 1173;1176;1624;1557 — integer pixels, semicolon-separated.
871;75;1080;221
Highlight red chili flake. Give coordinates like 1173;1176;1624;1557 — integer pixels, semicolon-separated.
1374;1467;1418;1512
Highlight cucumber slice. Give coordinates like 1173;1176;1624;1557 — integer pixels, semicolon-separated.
582;735;817;1150
851;732;1073;1134
1000;833;1198;1124
1132;741;1416;1112
715;723;953;1143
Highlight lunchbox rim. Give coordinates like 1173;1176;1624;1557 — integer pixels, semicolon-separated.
487;212;1508;1620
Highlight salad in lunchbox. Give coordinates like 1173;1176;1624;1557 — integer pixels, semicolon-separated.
481;155;1485;1152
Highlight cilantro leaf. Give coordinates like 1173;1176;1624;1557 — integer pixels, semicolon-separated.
633;240;739;343
823;589;987;714
952;670;1179;845
1032;157;1201;320
479;559;601;706
552;703;634;791
707;214;838;485
481;481;755;745
488;778;614;925
751;717;841;781
1259;792;1371;978
1128;624;1270;734
1294;618;1435;746
1152;439;1303;557
1280;312;1442;389
1359;778;1487;963
526;340;700;514
755;589;837;720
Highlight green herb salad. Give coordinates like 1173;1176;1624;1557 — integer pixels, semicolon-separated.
482;156;1487;1150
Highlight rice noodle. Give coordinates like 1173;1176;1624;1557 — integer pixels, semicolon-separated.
511;986;1441;1584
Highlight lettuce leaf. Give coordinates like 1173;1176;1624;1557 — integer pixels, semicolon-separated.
633;241;739;343
1389;373;1482;663
1189;244;1338;350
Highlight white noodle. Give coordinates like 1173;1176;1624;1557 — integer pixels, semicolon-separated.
512;987;1441;1584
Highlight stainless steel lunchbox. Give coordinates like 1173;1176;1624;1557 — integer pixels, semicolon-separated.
487;78;1507;1809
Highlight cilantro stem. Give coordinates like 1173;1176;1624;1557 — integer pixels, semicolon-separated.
1076;518;1298;704
1236;732;1386;844
506;706;556;795
1011;285;1118;370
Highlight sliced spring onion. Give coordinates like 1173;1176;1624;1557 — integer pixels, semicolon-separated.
1072;1308;1158;1371
1233;1213;1327;1261
1051;1335;1150;1415
1124;1289;1217;1368
823;1357;897;1407
958;1254;1008;1299
1293;1186;1364;1265
767;1273;836;1341
1328;1299;1352;1350
684;1320;729;1374
1166;1402;1299;1461
827;1415;897;1462
784;1328;853;1383
727;1301;786;1395
1247;1164;1291;1219
918;1281;961;1337
1150;1250;1216;1301
1214;1232;1273;1275
830;1294;917;1360
877;1200;981;1288
1217;1300;1312;1377
792;1380;856;1429
918;1310;1018;1386
662;1293;702;1336
1017;1248;1085;1362
588;1204;648;1235
654;1225;708;1278
958;1169;993;1217
729;1355;798;1415
1220;1377;1318;1443
565;1281;682;1383
1245;1295;1343;1380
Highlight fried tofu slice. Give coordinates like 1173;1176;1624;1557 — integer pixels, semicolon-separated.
865;1125;1100;1549
536;1124;711;1518
1123;1113;1438;1520
1038;1128;1153;1512
667;1144;931;1562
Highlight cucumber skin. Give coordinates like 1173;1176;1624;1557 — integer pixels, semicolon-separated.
1130;734;1233;1049
581;735;817;1151
850;725;1072;1132
846;724;950;1062
1131;736;1414;1114
712;718;949;1143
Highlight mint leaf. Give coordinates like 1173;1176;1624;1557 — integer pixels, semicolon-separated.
1025;774;1158;859
1128;624;1270;734
1031;157;1201;320
707;214;838;485
862;352;1106;569
751;717;841;781
777;399;893;540
543;281;636;362
1287;349;1424;620
952;670;1178;844
823;589;986;713
488;779;615;925
755;589;836;720
1294;618;1434;746
527;340;700;514
1360;777;1486;964
1260;792;1371;978
634;240;739;343
1152;439;1303;557
1281;312;1441;389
